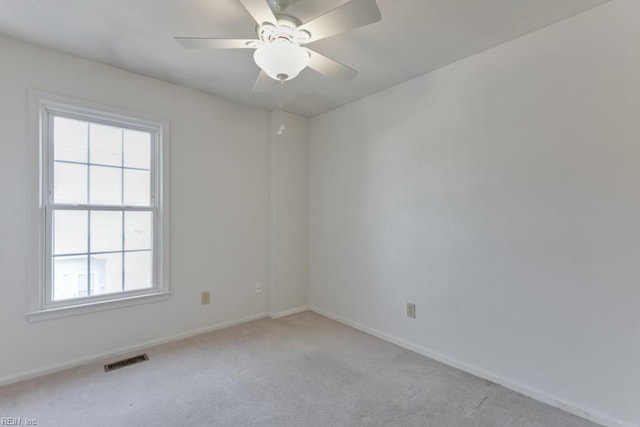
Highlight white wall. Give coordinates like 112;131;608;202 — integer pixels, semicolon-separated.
0;35;297;382
270;111;309;315
308;0;640;425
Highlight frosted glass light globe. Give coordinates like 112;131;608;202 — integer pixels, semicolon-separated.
254;39;310;81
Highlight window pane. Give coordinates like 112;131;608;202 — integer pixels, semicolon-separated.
124;129;151;169
124;251;152;290
90;211;122;252
90;165;122;205
52;255;87;301
90;123;122;166
54;117;88;163
45;104;161;309
53;210;87;255
54;162;87;204
125;212;152;251
123;169;150;206
90;253;123;296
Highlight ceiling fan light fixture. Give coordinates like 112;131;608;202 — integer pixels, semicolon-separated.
253;39;309;81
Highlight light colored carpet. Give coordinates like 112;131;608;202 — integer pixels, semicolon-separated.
1;311;598;426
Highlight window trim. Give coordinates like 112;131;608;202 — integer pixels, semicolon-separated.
27;90;171;322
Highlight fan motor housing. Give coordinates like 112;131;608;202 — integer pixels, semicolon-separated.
269;0;297;11
256;15;309;46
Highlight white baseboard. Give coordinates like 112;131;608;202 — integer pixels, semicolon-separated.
0;311;270;387
308;306;632;427
270;305;309;319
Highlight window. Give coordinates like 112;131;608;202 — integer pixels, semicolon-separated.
28;91;170;321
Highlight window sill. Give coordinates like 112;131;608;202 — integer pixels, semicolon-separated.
26;291;172;322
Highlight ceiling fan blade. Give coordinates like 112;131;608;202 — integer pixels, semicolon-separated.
175;38;258;49
238;0;278;26
253;70;281;91
307;49;358;82
298;0;381;43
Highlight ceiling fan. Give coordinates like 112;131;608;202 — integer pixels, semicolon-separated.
175;0;382;91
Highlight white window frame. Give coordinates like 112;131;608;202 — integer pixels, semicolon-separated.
27;90;171;322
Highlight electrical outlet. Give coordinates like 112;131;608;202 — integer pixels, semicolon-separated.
201;291;210;305
406;303;416;319
255;282;263;294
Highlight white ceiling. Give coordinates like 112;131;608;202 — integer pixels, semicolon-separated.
0;0;609;117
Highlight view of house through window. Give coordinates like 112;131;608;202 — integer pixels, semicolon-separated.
49;115;156;302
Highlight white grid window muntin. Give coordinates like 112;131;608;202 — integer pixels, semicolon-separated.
42;106;163;309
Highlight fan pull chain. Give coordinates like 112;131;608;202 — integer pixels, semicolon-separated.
277;79;286;136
